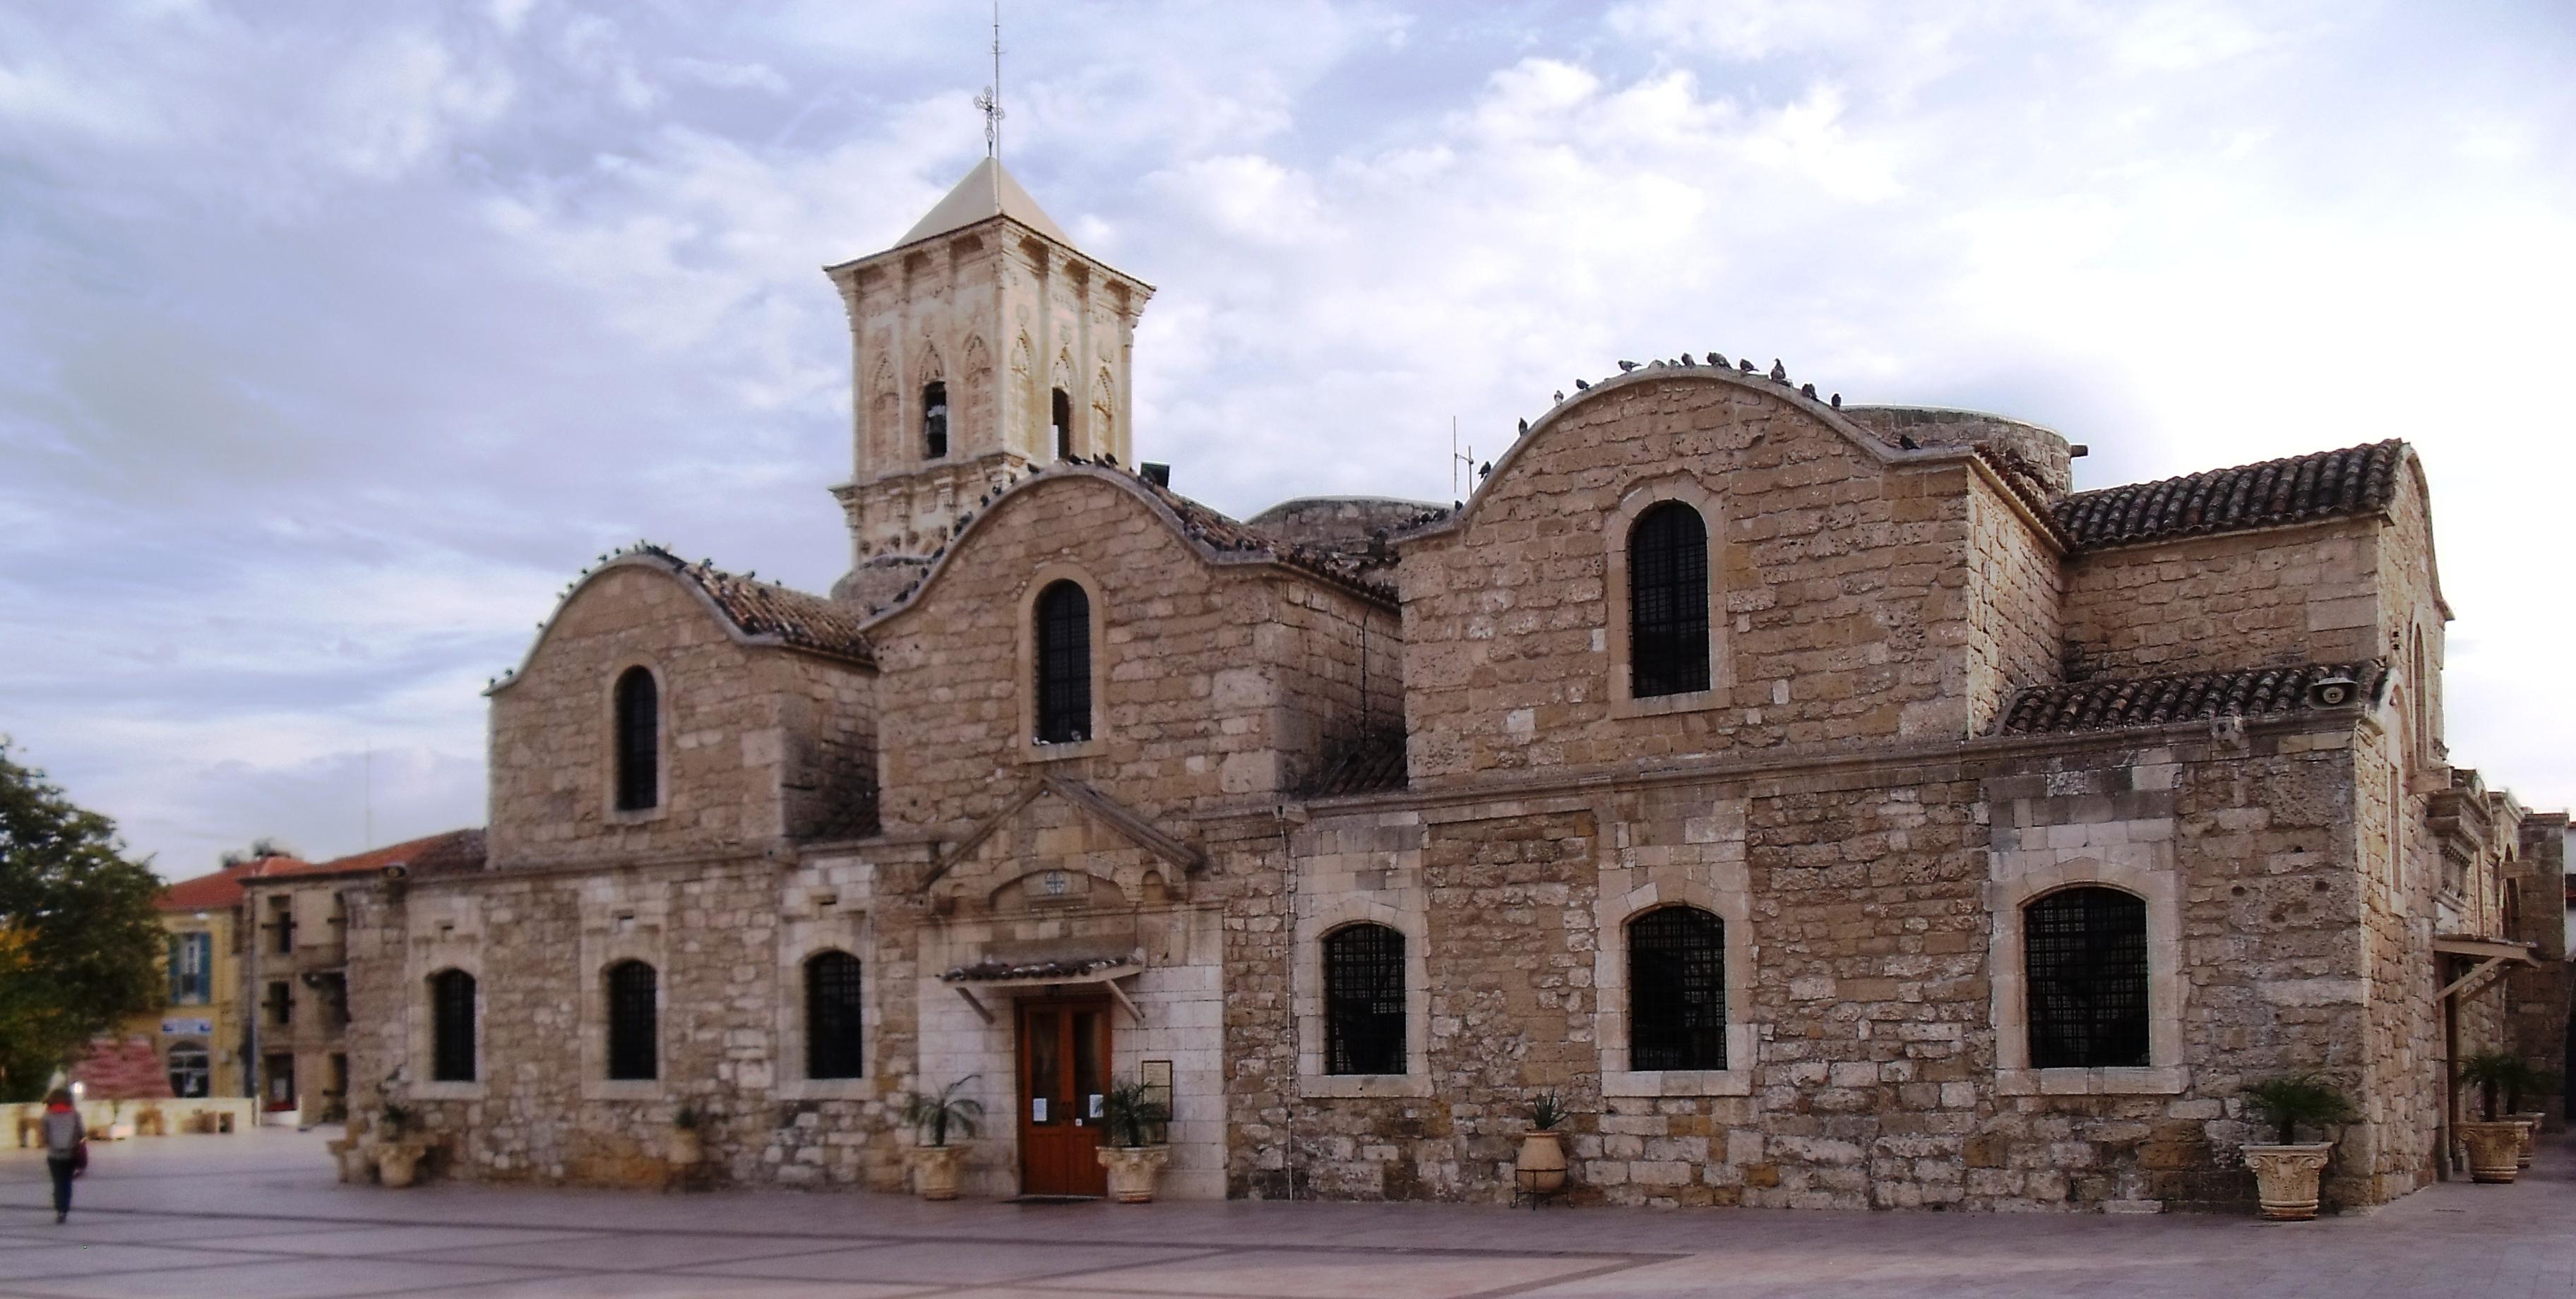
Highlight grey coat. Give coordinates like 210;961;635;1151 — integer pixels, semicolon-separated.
41;1108;83;1158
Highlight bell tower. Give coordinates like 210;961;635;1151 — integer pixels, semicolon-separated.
825;159;1154;606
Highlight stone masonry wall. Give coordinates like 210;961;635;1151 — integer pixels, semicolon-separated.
1268;577;1404;794
2058;519;2382;682
1964;475;2063;734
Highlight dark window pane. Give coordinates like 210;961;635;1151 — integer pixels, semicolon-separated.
2024;887;2149;1069
1035;580;1092;743
805;952;864;1079
1628;906;1726;1070
1052;388;1072;460
1629;502;1711;698
431;969;477;1083
614;668;659;811
606;960;658;1080
1323;924;1407;1075
923;381;949;458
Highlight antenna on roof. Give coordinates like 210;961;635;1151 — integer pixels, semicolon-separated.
974;1;1006;160
1450;417;1474;501
362;743;373;851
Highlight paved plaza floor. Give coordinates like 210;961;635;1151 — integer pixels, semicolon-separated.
4;1126;2572;1298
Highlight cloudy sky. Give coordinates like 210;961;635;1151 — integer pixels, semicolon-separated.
3;0;2570;878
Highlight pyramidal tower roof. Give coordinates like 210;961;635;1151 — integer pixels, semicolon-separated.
896;157;1072;249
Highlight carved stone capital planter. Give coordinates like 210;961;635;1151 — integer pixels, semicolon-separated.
667;1127;703;1167
1097;1145;1171;1203
2241;1142;2334;1220
2510;1113;2544;1168
374;1142;427;1188
2458;1121;2523;1183
907;1144;967;1200
1515;1131;1568;1195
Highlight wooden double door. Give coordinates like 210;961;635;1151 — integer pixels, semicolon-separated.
1016;997;1112;1197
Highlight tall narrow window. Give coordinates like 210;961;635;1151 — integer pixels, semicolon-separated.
922;381;949;458
1051;387;1073;460
1323;923;1407;1075
1034;580;1092;743
805;951;864;1080
431;969;477;1083
169;931;212;1005
614;666;658;811
1629;502;1710;698
605;960;658;1081
2023;887;2149;1069
1628;906;1726;1070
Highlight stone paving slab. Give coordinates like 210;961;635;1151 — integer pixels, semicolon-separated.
4;1126;2575;1298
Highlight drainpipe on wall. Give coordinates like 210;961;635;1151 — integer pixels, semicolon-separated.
1274;802;1304;1202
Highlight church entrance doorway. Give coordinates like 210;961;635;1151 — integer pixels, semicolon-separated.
1015;995;1111;1197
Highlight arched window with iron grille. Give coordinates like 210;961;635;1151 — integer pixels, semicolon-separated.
922;381;949;458
805;950;864;1080
1628;502;1710;698
2023;887;2149;1069
1628;906;1725;1070
1034;580;1092;743
430;969;477;1083
613;667;659;811
605;960;658;1081
1323;923;1407;1075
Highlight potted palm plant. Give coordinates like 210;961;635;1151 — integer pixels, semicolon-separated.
900;1076;982;1201
372;1101;427;1187
2238;1074;2355;1220
1515;1092;1569;1195
1095;1078;1174;1203
668;1103;705;1166
2457;1050;2529;1183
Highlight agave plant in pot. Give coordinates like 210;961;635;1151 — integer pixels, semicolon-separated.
1095;1078;1174;1203
2457;1052;2534;1183
1515;1092;1570;1195
667;1104;705;1167
900;1076;983;1201
2238;1074;2356;1220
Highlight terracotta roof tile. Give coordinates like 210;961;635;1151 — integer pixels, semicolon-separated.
244;829;485;882
636;547;875;666
2052;441;2404;551
1996;661;2384;735
157;858;284;911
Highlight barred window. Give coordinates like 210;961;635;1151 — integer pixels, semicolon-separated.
605;960;658;1081
1629;502;1710;698
614;667;659;811
1628;906;1726;1070
2024;887;2149;1070
1051;387;1073;460
922;381;949;458
430;969;477;1083
1035;580;1092;743
805;950;864;1080
1323;923;1407;1075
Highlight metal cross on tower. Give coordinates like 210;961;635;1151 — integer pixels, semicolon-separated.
976;1;1005;159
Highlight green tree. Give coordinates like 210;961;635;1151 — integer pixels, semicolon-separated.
218;836;297;868
0;739;167;1101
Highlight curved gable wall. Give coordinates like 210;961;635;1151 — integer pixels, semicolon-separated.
1401;374;2010;782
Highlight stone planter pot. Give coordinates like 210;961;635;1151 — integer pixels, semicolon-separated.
1097;1145;1170;1203
2511;1113;2545;1168
329;1137;375;1184
374;1142;426;1189
2241;1142;2334;1221
907;1144;967;1201
668;1127;703;1167
1516;1130;1568;1195
2458;1121;2523;1183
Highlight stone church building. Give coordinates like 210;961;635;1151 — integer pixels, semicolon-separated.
344;157;2568;1213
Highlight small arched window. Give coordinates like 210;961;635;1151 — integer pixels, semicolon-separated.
805;951;864;1080
430;969;477;1083
1034;580;1092;744
1629;502;1710;698
1628;906;1725;1070
605;960;658;1081
1323;923;1407;1075
1051;387;1073;460
922;381;949;458
2023;887;2148;1069
614;667;659;812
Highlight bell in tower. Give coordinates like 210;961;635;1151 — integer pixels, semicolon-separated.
825;158;1155;607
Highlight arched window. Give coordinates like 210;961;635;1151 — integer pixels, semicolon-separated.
1051;387;1073;460
1629;502;1710;698
1034;580;1092;743
1323;923;1407;1075
804;951;864;1080
430;969;477;1083
2023;887;2148;1069
922;381;949;458
605;960;658;1081
1628;906;1725;1070
165;1041;210;1099
614;667;659;812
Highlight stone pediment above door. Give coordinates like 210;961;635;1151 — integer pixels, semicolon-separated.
921;777;1205;913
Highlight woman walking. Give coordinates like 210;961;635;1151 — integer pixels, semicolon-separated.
40;1089;83;1223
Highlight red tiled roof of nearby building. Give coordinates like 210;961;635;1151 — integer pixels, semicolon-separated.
157;858;293;911
1996;661;2385;735
2051;440;2405;551
240;828;486;884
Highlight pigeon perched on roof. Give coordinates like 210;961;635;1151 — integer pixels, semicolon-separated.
1710;353;1727;368
1739;359;1756;373
1831;393;1842;409
1553;390;1565;403
1517;418;1529;434
1769;359;1787;382
1618;359;1638;372
1800;383;1817;398
1479;461;1491;479
1574;378;1591;390
1680;353;1696;366
1899;433;1920;450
